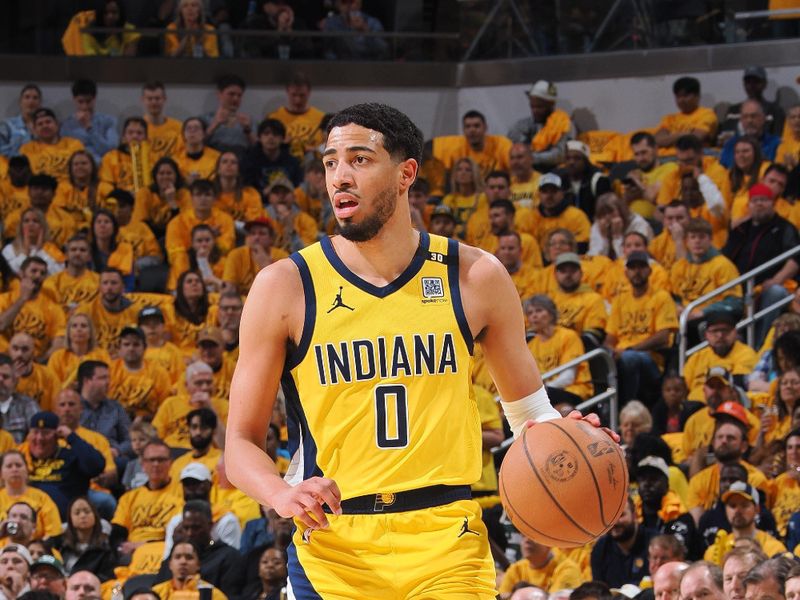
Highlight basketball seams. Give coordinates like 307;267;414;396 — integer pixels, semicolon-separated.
602;442;629;530
549;420;608;530
499;460;586;547
520;425;597;539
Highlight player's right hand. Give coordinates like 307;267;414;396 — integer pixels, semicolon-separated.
272;477;342;530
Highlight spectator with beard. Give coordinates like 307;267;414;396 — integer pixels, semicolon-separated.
555;140;611;220
687;411;770;525
635;457;698;558
721;546;767;600
679;562;726;600
590;497;655;587
169;409;221;483
617;132;679;220
163;463;240;556
28;555;67;598
152;540;226;600
215;291;242;361
74;268;140;356
697;462;778;552
549;253;607;348
703;483;786;564
153;500;241;598
529;174;591;254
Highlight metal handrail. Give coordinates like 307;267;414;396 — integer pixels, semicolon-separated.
81;26;461;41
677;245;800;373
491;347;620;454
735;8;800;19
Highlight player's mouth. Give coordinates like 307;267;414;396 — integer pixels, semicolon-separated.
334;194;360;219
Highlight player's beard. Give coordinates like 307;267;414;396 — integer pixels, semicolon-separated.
339;184;397;243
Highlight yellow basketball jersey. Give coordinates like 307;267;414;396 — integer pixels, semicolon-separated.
284;232;481;499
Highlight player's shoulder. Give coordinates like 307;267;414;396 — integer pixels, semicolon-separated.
454;240;507;281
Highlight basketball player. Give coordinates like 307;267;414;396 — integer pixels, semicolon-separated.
226;103;614;598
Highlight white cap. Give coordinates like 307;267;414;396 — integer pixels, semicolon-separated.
538;172;562;189
527;80;558;102
566;140;590;159
1;544;32;565
637;456;670;479
180;462;212;482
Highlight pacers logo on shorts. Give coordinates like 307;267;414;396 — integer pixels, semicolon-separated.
421;277;448;305
373;493;396;512
545;450;579;482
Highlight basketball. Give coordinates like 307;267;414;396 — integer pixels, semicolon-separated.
499;418;629;548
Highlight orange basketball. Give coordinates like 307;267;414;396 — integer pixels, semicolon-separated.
499;417;629;547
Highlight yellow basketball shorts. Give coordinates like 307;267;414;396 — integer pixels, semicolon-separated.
286;498;497;599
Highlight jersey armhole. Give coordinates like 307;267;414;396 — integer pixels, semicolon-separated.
286;252;316;370
446;238;475;356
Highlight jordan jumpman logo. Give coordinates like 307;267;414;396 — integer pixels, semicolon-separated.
327;286;355;313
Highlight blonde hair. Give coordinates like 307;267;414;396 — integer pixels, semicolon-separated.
619;400;653;432
12;208;51;254
65;312;99;353
449;158;484;195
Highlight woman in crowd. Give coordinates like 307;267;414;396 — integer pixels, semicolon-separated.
240;547;288;600
729;135;769;223
442;158;485;238
168;225;225;293
152;540;227;600
588;193;653;259
133;157;190;238
164;0;219;58
176;118;221;183
52;150;114;238
170;270;218;354
749;313;800;392
52;496;116;579
0;450;62;540
1;208;64;275
213;152;264;229
47;312;112;385
90;209;134;286
81;0;140;56
619;400;653;449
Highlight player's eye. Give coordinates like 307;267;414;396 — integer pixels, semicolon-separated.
324;160;336;169
354;156;369;165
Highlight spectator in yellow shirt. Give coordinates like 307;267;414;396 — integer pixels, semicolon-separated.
180;327;235;402
649;201;689;271
164;0;219;58
268;72;325;163
216;291;242;362
138;306;184;386
263;177;318;253
168;224;226;293
175;119;221;184
728;137;770;223
169;271;218;356
428;205;457;239
20;108;84;182
113;190;164;287
769;429;800;538
74;267;140;356
499;536;583;598
474;199;541;267
50;151;112;243
550;252;607;347
142;81;184;162
509;142;540;209
222;217;287;296
89;210;134;281
441;158;486;237
133;157;191;238
618;132;679;219
166;179;235;261
169;408;223;484
99;117;151;194
42;234;99;313
465;171;536;249
657;135;731;212
9;332;59;412
0;450;61;540
655;77;718;151
495;232;539;300
212;152;264;230
46;312;111;386
530;174;591;254
605;251;678;405
152;540;227;600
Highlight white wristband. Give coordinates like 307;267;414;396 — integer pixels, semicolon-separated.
501;387;560;439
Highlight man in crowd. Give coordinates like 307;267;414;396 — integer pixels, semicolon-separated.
20;108;84;181
496;232;539;300
78;360;131;466
169;408;223;482
652;561;689;600
65;571;101;600
9;332;58;414
556;140;611;220
719;99;781;168
550;252;607;347
0;353;40;443
29;555;67;598
678;562;726;600
42;234;99;313
109;325;171;420
141;81;183;161
267;72;326;163
204;74;255;158
530;174;591;253
591;498;654;588
242;119;303;191
719;66;784;141
0;84;42;157
75;268;139;355
655;77;718;151
618;132;678;220
60;79;118;162
649;200;689;270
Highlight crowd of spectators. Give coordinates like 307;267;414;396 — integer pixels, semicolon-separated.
0;62;799;600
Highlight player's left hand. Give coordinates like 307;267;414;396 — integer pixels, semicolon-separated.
523;411;621;444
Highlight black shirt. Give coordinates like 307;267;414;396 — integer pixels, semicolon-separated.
722;214;799;285
590;526;656;588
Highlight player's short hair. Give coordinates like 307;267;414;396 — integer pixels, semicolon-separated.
327;103;424;165
673;77;700;96
676;135;703;153
216;74;246;91
462;110;486;124
630;131;656;147
684;217;712;237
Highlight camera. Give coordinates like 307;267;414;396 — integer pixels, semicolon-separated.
5;522;18;536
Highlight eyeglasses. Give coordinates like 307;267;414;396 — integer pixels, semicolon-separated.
31;571;62;582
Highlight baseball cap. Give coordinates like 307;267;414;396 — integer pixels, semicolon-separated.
625;251;650;268
180;462;212;482
138;306;165;324
30;411;58;430
566;140;590;159
1;544;33;565
119;325;146;342
430;205;456;222
527;80;558;102
538;173;562;189
749;183;775;200
611;584;642;599
705;366;733;386
264;176;295;194
30;555;66;577
721;481;759;506
704;309;739;328
637;456;670;479
196;326;224;347
743;66;767;81
554;252;581;268
244;216;275;233
714;400;750;429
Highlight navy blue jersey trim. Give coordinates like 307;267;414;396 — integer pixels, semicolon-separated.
446;238;474;355
287;540;323;599
287;252;316;371
281;371;324;481
319;231;431;298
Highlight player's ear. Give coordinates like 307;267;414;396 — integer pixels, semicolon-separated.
398;158;418;192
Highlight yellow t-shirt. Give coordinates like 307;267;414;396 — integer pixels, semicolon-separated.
432;135;513;179
51;180;115;223
508;263;541;300
657;157;732;209
530;109;573;153
152;577;227;600
770;472;800;538
146;116;184;161
111;483;184;542
119;221;162;262
475;232;542;269
649;230;679;271
0;182;30;224
499;553;584;595
176;356;236;402
703;529;786;565
152;394;229;449
210;486;261;529
46;347;112;389
0;487;62;540
99;146;153;193
268;105;326;162
215;188;264;223
144;342;185;386
175;148;221;182
169;447;223;485
528;206;592;249
167;250;225;292
472;384;501;493
669;254;741;309
163;303;219;356
132;188;192;232
687;460;769;511
729;163;771;221
549;286;608;335
222;246;289;296
465;205;537;248
164;23;219;57
15;363;60;412
20;137;85;181
510;176;540;208
165;208;236;258
600;258;670;303
0;291;66;357
528;326;593;399
109;359;173;418
442;192;487;236
74;297;141;355
607;288;678;368
682;406;761;460
658;107;719;149
683;342;759;401
272;210;319;252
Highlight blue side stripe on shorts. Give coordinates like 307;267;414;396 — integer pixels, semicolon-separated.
287;540;323;599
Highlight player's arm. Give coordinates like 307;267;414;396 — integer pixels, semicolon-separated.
225;261;341;530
